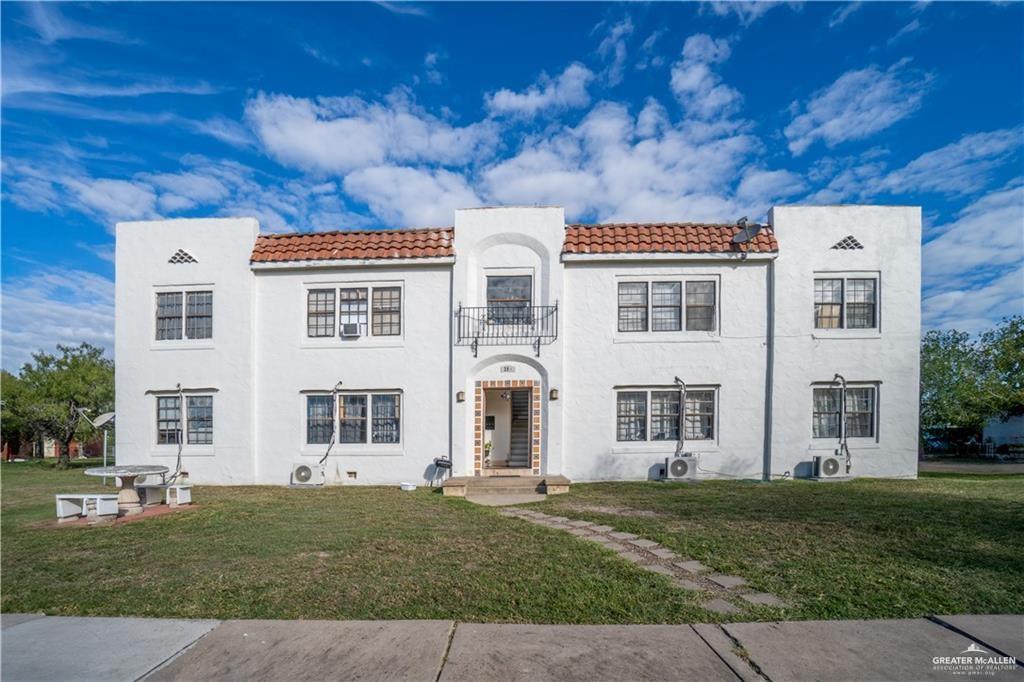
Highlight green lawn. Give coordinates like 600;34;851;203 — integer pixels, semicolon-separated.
2;461;1022;623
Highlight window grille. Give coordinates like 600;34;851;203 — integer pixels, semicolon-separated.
685;281;716;331
617;282;649;332
157;396;181;444
371;287;402;336
339;394;368;443
616;392;647;441
339;288;368;336
650;391;680;440
156;292;183;340
371;394;401;443
186;396;213;444
307;289;336;338
684;390;715;440
306;395;334;445
814;279;844;329
652;283;682;332
185;291;213;339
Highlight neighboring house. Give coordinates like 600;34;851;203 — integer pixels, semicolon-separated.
983;415;1024;450
114;205;921;485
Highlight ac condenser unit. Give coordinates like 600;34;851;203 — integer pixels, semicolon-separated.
813;454;847;479
340;323;361;338
664;455;697;480
292;463;325;486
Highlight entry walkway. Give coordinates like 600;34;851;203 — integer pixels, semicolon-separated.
2;613;1020;681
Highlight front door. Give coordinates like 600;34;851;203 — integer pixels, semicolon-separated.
508;389;531;468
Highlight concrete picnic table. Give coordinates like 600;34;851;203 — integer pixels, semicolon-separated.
85;465;168;516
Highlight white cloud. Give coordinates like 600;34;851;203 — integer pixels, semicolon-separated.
424;52;445;84
703;1;785;26
887;19;923;46
669;34;742;120
923;266;1024;333
829;2;863;29
343;166;480;226
245;90;498;174
64;178;159;225
635;29;667;71
373;2;427;16
784;59;932;156
302;43;341;68
596;17;634;86
1;265;115;371
484;63;595;118
20;2;134;45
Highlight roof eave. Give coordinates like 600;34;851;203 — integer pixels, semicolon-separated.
250;255;456;270
561;251;778;263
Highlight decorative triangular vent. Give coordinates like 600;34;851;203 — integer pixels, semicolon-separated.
830;235;863;250
169;249;198;264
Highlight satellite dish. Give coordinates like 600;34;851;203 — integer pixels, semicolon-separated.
93;412;115;428
731;222;763;244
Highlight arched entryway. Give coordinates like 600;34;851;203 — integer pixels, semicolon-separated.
473;379;541;476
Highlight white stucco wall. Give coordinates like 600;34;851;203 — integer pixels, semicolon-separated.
563;257;773;481
768;205;922;479
114;218;259;484
252;262;452;485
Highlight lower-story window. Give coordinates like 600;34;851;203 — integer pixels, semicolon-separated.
305;392;402;446
812;386;876;438
616;388;716;442
156;394;213;445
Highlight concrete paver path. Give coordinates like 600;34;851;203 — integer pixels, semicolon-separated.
1;614;1020;681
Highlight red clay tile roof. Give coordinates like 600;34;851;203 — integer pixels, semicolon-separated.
250;227;455;263
563;222;778;255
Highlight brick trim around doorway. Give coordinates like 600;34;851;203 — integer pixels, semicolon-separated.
474;380;541;476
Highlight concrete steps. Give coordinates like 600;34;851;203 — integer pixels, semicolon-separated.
441;475;571;498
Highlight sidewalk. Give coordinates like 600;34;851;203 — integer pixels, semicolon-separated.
2;613;1021;681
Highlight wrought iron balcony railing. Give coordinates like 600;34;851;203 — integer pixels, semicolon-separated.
455;304;558;356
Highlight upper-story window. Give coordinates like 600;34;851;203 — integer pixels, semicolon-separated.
156;395;213;445
306;285;402;339
814;277;877;329
617;279;717;333
486;275;532;323
156;291;212;341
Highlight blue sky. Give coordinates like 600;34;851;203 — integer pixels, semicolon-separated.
2;1;1022;370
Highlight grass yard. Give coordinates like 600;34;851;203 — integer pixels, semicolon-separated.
2;460;1022;623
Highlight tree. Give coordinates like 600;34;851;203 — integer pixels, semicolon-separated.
978;316;1024;420
920;329;989;433
1;371;36;457
15;344;114;468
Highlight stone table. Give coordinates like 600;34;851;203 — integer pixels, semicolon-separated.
85;465;168;516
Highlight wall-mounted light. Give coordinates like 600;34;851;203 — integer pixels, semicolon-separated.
456;391;465;403
549;388;559;401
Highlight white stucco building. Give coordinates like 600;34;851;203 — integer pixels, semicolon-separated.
114;205;921;486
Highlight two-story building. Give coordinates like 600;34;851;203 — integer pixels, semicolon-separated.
114;205;921;486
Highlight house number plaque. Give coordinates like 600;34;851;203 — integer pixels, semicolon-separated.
500;365;516;373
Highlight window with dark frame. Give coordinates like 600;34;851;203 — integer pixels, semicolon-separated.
339;394;368;443
685;281;716;331
339;288;368;336
156;290;213;341
814;277;878;330
306;395;334;445
616;388;716;443
812;386;876;438
371;287;402;336
650;391;680;440
814;279;844;329
156;292;183;340
846;279;876;329
185;291;213;339
156;396;181;444
307;289;336;338
371;394;401;443
651;283;682;332
186;395;213;445
616;391;647;441
684;390;715;440
486;275;532;324
617;282;649;332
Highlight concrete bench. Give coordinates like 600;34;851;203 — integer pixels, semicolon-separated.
136;483;193;507
55;494;118;522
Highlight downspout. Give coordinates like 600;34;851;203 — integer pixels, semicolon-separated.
319;380;344;466
447;264;454;465
833;373;851;473
674;377;687;457
762;258;775;481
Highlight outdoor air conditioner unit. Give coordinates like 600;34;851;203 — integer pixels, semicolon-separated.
663;455;697;480
340;323;361;338
291;463;325;486
813;454;848;479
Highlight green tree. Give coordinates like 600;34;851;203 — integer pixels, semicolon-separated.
979;316;1024;420
920;329;988;432
15;343;114;468
1;370;37;456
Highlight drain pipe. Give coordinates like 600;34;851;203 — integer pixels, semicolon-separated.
165;383;185;486
833;373;851;473
319;380;344;465
674;376;687;457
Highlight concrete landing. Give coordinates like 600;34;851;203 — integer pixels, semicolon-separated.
442;475;570;497
465;493;547;506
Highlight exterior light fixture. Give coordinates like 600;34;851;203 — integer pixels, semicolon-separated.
456;391;465;403
549;388;559;401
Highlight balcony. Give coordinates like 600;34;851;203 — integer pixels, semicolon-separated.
455;304;558;356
